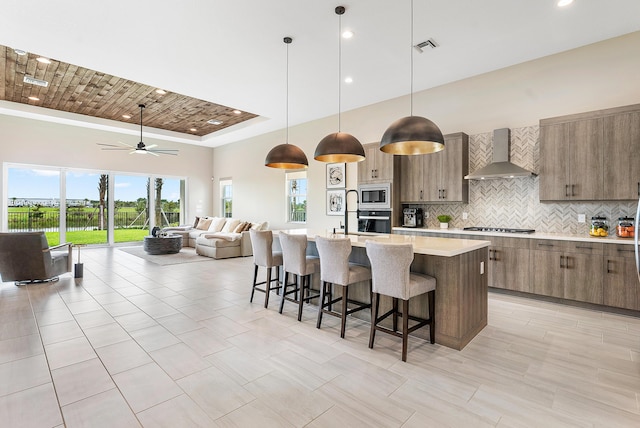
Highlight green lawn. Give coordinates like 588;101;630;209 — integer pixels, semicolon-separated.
45;229;149;245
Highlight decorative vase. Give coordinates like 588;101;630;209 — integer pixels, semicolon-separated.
440;222;449;229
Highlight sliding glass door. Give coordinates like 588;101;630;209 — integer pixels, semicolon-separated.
65;171;108;245
5;164;186;246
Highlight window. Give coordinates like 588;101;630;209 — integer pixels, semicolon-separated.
286;171;307;223
220;179;232;218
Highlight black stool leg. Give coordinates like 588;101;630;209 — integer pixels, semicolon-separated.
402;299;410;362
317;281;327;329
340;285;348;339
369;292;379;349
279;272;289;314
392;298;398;332
297;275;306;322
428;289;435;344
264;267;272;308
250;264;258;302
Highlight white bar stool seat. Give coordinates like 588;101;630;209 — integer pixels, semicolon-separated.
249;230;283;308
278;232;320;321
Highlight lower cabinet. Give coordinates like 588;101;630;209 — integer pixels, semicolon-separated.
603;244;640;310
530;240;604;305
487;237;531;292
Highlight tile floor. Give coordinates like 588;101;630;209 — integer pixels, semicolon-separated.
1;246;639;427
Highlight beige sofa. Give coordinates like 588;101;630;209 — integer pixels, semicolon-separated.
162;217;268;259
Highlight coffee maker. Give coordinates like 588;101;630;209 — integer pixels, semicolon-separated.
403;208;423;228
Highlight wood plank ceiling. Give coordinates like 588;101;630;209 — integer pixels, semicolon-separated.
0;45;257;137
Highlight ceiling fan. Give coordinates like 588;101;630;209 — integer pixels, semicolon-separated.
97;104;179;156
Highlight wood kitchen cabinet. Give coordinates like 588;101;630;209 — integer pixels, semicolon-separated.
399;132;469;203
530;239;603;304
539;118;603;201
358;143;395;184
487;237;530;293
540;103;640;201
603;109;640;200
603;243;640;310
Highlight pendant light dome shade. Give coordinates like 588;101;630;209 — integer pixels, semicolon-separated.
314;6;365;164
380;116;445;155
314;132;365;163
265;36;308;169
265;143;309;169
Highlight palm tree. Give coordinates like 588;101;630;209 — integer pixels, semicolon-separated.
97;174;108;230
155;178;163;227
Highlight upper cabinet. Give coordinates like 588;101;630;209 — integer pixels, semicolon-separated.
539;104;640;201
398;132;469;203
358;143;395;184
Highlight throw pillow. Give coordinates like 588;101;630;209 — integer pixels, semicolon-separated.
192;216;200;228
221;218;241;233
196;217;213;230
233;221;248;233
208;217;227;232
241;222;253;232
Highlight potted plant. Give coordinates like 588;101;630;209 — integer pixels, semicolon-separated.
437;214;452;229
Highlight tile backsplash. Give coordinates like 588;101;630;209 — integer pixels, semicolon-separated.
408;125;638;234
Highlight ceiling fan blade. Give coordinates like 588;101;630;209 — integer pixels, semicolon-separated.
147;150;160;157
145;144;158;149
149;150;179;156
101;147;131;151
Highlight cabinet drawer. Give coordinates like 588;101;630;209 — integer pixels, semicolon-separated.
490;236;530;249
530;239;568;251
567;242;604;255
604;243;637;258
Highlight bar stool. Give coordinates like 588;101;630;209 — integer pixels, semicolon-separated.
249;230;282;308
365;241;436;362
278;232;320;321
315;236;372;338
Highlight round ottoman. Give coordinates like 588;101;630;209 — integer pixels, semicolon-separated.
143;235;183;255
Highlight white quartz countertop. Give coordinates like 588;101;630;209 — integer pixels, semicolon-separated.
276;229;490;257
393;226;637;245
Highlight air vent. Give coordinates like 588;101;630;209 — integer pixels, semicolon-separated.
23;75;49;87
414;39;438;53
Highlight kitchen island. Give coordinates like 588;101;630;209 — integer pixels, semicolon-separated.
277;229;491;350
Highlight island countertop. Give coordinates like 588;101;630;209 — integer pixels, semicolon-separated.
277;229;490;257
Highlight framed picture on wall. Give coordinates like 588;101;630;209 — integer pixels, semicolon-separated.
326;162;346;188
326;189;346;216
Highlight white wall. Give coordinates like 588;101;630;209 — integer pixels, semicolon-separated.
0;115;214;226
212;31;640;232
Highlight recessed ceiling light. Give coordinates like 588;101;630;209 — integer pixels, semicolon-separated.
14;49;26;56
28;96;40;101
233;110;242;115
122;114;131;119
342;30;354;39
344;76;353;84
36;57;51;64
155;89;167;95
189;128;197;132
557;0;574;7
207;119;223;125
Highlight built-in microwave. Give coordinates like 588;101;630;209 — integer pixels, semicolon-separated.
358;183;391;210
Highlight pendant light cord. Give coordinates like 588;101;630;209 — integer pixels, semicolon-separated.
139;104;144;141
410;0;414;116
286;40;289;144
338;10;342;132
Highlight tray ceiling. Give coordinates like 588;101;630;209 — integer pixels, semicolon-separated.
0;45;257;137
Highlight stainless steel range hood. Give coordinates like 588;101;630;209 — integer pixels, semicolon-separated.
464;128;536;180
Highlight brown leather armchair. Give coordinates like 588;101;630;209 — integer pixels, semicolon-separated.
0;232;72;285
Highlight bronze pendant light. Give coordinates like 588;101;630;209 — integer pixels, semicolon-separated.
265;37;308;169
314;6;365;163
379;0;444;155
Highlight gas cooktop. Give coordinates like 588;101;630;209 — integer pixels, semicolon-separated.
463;227;536;234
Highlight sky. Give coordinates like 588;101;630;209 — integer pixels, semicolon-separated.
7;168;181;202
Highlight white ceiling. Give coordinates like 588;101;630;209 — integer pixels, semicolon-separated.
1;0;639;148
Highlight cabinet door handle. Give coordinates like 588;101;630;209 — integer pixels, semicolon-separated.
566;256;571;269
493;249;499;262
375;169;378;178
606;259;613;274
560;255;565;269
489;249;494;260
571;184;576;197
575;245;593;250
420;190;423;200
617;248;635;253
442;189;446;199
538;243;555;247
565;185;570;197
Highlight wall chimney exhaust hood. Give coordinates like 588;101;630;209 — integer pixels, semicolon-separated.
464;128;536;180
